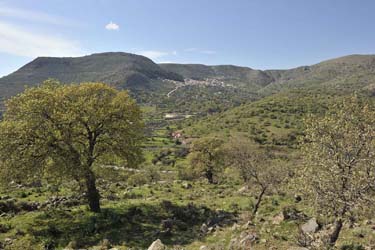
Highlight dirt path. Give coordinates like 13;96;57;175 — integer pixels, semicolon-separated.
167;85;182;97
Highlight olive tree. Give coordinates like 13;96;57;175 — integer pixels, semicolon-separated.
300;96;375;246
0;80;143;212
224;137;287;215
188;137;224;184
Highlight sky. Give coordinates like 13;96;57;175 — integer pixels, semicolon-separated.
1;0;375;77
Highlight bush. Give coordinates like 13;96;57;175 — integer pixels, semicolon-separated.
340;243;365;250
127;173;149;186
144;166;160;183
177;164;198;181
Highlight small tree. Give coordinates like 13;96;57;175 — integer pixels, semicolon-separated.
224;137;287;215
188;137;224;184
0;80;143;212
300;96;375;246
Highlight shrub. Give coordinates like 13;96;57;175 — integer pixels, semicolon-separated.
127;173;149;187
177;164;198;181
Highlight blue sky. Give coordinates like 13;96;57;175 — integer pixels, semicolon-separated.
1;0;375;76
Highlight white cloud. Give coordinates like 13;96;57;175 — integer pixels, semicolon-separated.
0;5;76;26
0;21;82;58
105;21;119;30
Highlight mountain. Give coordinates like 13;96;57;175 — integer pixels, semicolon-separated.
160;54;375;97
0;52;183;103
261;54;375;95
1;53;375;113
159;63;275;90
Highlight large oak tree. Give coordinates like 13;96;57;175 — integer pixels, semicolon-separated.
0;80;143;212
300;96;375;246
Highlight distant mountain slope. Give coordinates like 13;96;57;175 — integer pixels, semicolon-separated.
159;63;275;90
1;53;375;111
0;52;183;102
261;54;375;95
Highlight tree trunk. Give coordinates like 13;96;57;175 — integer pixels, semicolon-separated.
205;169;214;184
86;171;101;213
253;187;266;215
328;219;343;247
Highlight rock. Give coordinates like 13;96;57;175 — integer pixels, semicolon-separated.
100;239;111;250
200;223;208;234
288;247;309;250
237;186;248;194
64;240;78;250
231;223;240;231
301;218;319;234
200;246;209;250
242;221;254;229
272;212;284;225
229;231;258;250
4;238;13;245
208;226;215;233
147;239;165;250
181;182;192;189
282;207;307;221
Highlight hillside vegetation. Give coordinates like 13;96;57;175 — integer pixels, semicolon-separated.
0;53;374;250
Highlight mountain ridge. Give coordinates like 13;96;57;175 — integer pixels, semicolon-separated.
1;52;375;107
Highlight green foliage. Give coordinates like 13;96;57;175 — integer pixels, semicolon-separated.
299;95;375;246
177;163;198;181
188;137;225;184
0;80;144;212
127;173;149;187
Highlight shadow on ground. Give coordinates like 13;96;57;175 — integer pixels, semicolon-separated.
27;200;236;249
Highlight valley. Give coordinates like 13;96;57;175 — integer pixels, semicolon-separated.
0;52;374;250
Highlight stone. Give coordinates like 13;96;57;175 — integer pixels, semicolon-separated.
200;223;208;234
181;182;192;189
228;231;258;250
231;223;240;231
147;239;165;250
272;212;285;225
100;239;111;250
301;218;319;234
64;240;78;250
200;246;209;250
4;238;13;245
242;221;254;229
237;186;248;194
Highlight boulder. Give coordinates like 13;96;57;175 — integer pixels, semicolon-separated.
272;212;284;225
229;231;258;250
200;223;208;234
147;239;165;250
301;218;319;234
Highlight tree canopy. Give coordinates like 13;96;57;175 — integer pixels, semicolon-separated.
188;137;224;184
299;96;375;246
0;80;144;212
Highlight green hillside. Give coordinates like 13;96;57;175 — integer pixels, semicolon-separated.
0;52;183;104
